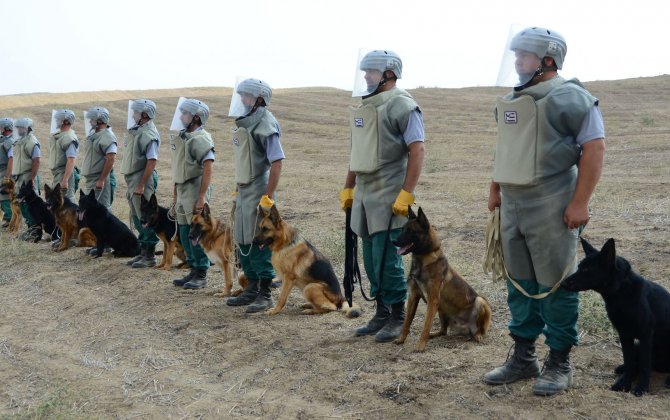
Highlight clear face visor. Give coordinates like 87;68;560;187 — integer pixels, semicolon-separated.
50;110;72;134
169;97;192;131
352;49;385;97
496;25;543;88
16;126;30;136
127;101;140;130
228;77;257;117
83;111;99;136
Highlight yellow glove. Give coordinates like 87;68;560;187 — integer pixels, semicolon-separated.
392;189;415;216
259;194;274;210
231;191;239;202
339;188;354;210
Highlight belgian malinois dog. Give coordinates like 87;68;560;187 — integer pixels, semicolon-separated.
44;184;96;251
139;194;188;270
0;177;22;234
393;206;492;352
253;204;360;317
189;202;246;297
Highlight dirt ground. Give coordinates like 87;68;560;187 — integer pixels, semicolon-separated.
1;76;669;419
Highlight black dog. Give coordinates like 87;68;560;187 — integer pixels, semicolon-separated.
562;238;670;396
16;180;58;242
78;189;140;258
139;193;188;269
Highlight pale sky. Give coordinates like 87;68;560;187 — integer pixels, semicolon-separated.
1;0;668;95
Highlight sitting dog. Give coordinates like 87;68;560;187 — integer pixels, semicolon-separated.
139;194;188;270
253;204;360;317
44;185;95;251
393;206;492;352
0;178;22;233
562;238;670;396
17;180;58;241
189;202;247;297
78;189;140;258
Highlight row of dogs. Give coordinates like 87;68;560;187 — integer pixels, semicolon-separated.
2;178;669;395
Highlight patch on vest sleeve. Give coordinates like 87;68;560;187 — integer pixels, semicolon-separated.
504;111;517;124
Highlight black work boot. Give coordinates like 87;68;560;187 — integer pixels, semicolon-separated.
532;346;574;396
132;244;157;268
173;268;196;287
183;269;208;289
375;301;406;342
127;245;145;266
484;335;541;385
226;277;260;306
246;278;274;313
354;298;391;336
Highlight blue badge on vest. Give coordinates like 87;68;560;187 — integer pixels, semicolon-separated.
354;118;364;128
504;111;517;124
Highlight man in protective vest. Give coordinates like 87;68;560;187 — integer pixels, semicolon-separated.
48;109;79;203
340;50;425;343
11;117;42;240
82;107;117;211
0;118;16;228
483;27;606;396
122;99;161;269
170;98;215;290
225;78;285;313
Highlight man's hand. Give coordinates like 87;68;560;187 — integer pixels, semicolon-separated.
195;196;206;214
339;188;354;211
488;181;501;212
392;189;415;216
95;179;105;190
60;180;69;190
133;184;145;195
564;201;590;230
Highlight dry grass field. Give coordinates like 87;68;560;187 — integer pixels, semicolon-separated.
0;76;668;419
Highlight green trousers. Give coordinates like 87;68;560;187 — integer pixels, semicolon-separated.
127;170;159;247
237;243;275;280
0;199;11;222
362;228;407;305
507;279;579;351
178;224;210;270
15;174;39;227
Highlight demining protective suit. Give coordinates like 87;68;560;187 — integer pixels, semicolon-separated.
82;107;117;210
484;26;606;397
342;49;425;343
225;78;286;313
0;117;16;224
11;118;41;235
48;109;79;202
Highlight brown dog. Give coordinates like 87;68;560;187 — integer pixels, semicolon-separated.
0;178;22;233
44;184;95;251
253;204;360;317
393;206;492;352
189;203;246;297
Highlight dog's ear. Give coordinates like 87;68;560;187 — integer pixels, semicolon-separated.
580;237;598;256
88;189;95;198
44;184;51;195
26;180;32;188
600;238;616;267
149;193;157;207
269;204;281;225
79;189;85;198
202;202;210;219
408;205;417;220
417;207;430;229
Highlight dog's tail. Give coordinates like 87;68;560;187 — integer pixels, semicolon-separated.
474;296;492;338
340;300;362;318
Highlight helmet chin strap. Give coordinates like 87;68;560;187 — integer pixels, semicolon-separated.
514;58;555;91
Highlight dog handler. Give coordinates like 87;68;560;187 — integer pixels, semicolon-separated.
484;27;605;396
11;117;41;240
48;109;79;203
341;50;425;342
225;78;285;313
0;118;16;227
122;99;161;269
82;107;117;211
169;98;214;290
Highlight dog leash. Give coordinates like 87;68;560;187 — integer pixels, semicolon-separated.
483;207;579;300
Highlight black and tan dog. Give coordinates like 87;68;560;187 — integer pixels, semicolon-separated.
253;204;360;317
17;180;58;241
393;206;492;352
189;202;246;297
139;194;188;270
0;177;22;234
44;184;96;251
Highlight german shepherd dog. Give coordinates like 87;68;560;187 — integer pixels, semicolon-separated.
78;189;140;258
562;238;670;396
17;180;58;241
253;205;360;317
44;184;96;251
139;193;188;270
1;178;22;234
189;202;247;297
393;207;492;352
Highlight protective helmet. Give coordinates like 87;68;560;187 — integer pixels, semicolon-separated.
179;98;209;125
236;79;272;107
0;117;14;131
15;118;34;129
53;109;76;126
130;99;156;119
510;27;567;69
85;107;110;125
359;50;403;79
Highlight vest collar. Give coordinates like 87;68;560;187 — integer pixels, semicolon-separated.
512;76;565;100
235;106;266;129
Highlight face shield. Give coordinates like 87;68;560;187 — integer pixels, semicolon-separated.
128;99;156;129
50;109;75;134
15;118;33;137
0;118;13;135
127;101;139;129
169;97;190;131
228;77;272;117
351;49;403;97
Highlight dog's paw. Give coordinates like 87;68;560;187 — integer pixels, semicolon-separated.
300;303;314;309
230;289;243;297
633;385;649;397
416;342;427;353
614;364;625;375
665;376;670;388
266;308;280;316
214;290;231;298
394;337;406;345
611;377;633;392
